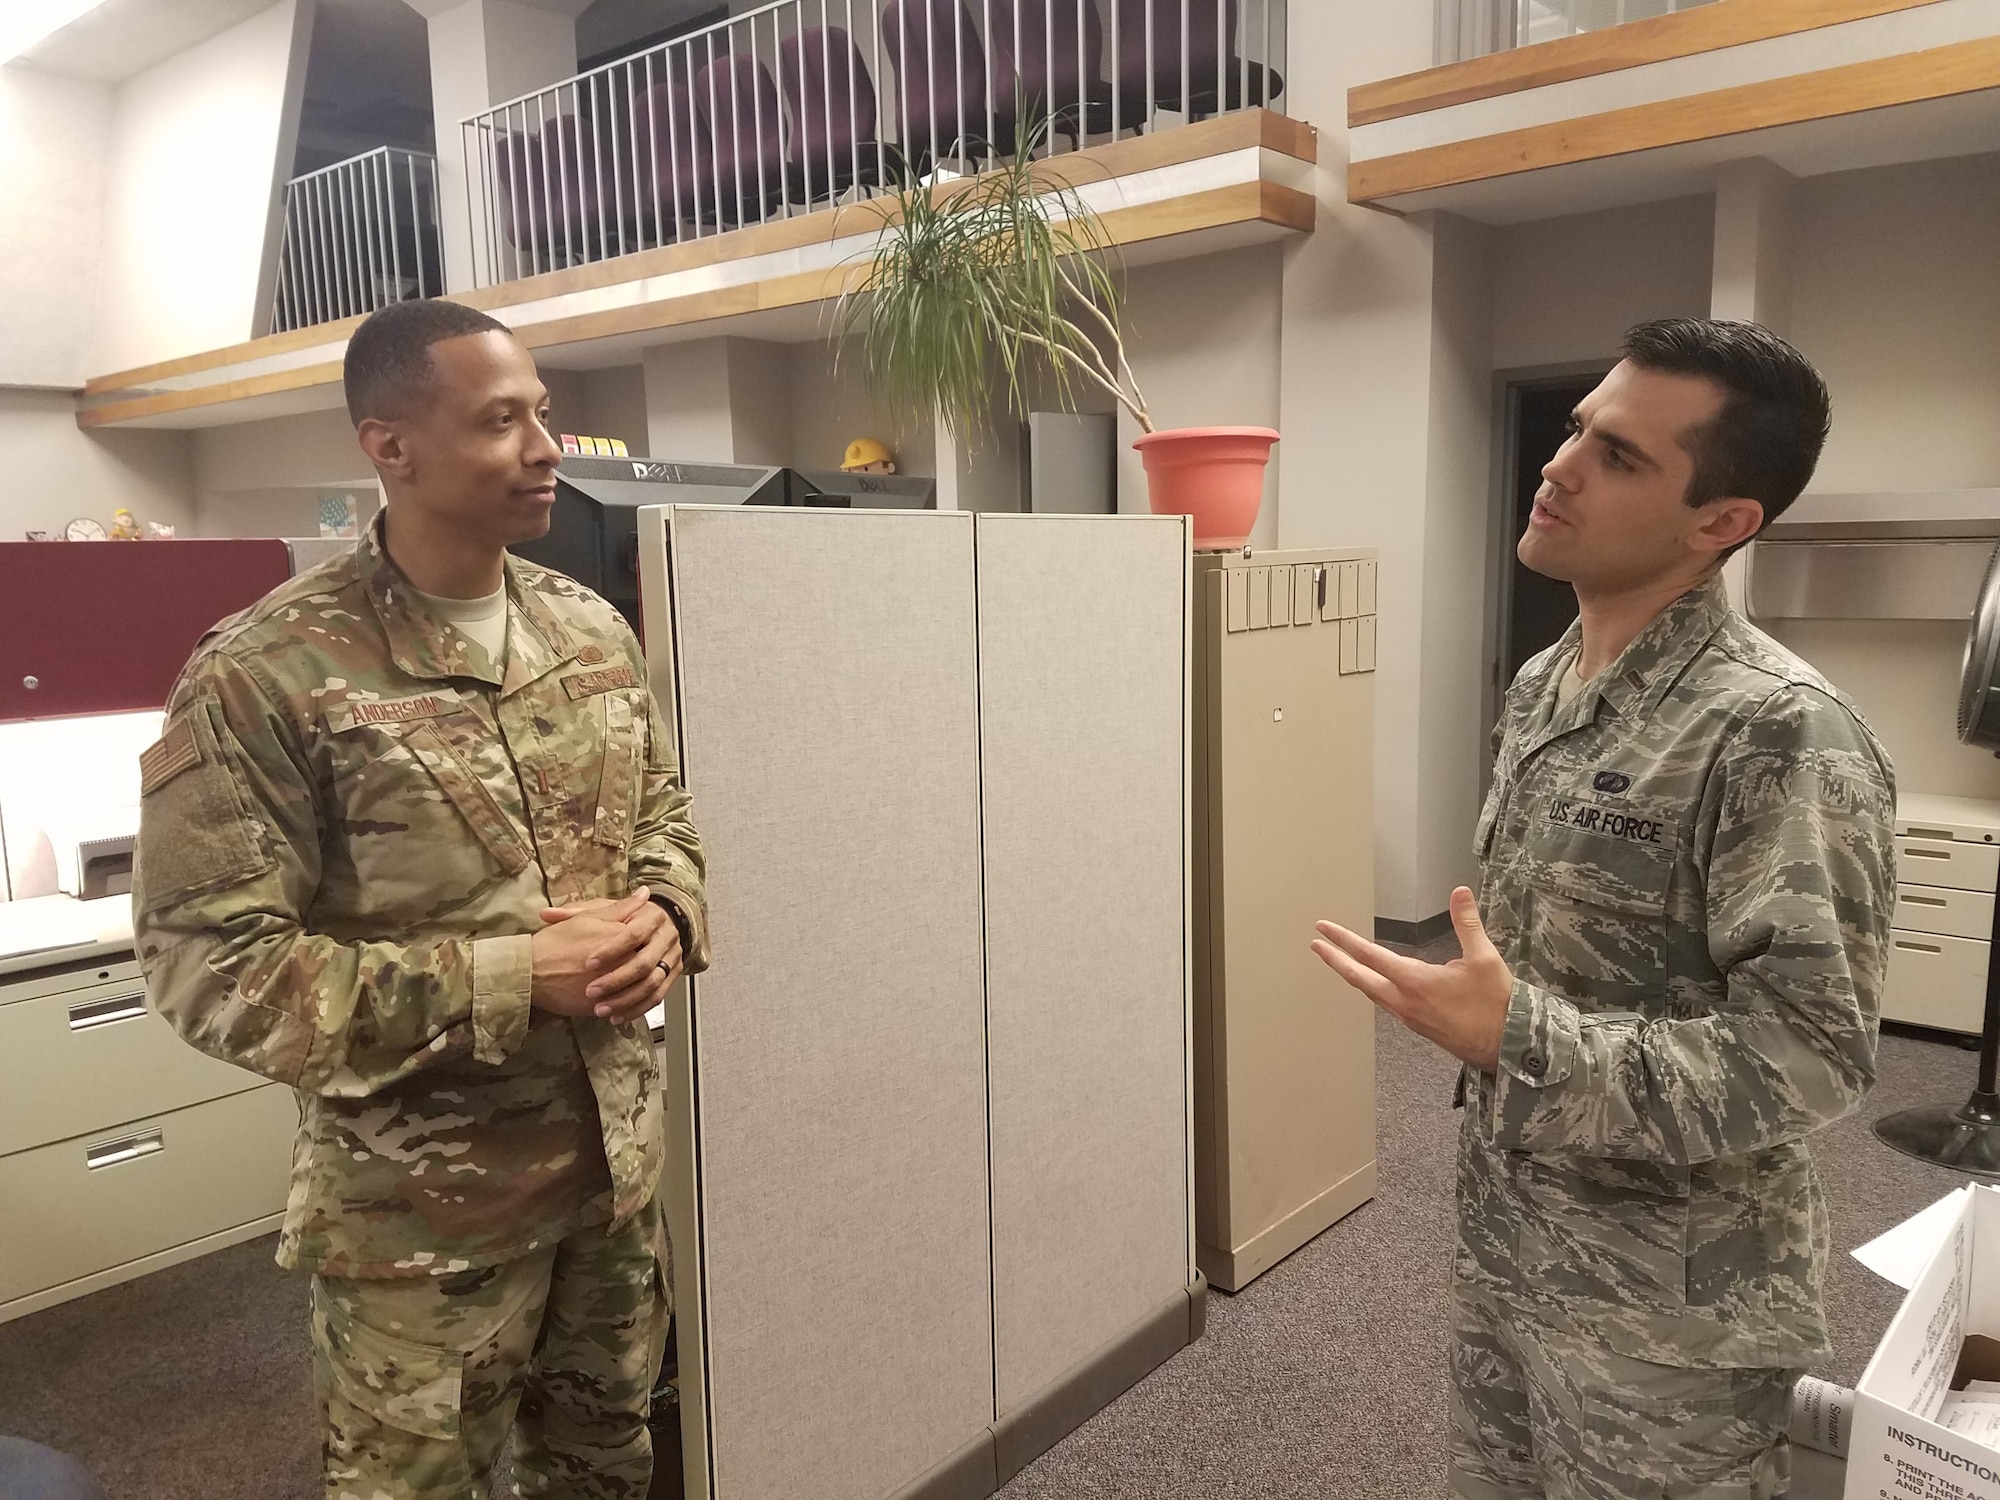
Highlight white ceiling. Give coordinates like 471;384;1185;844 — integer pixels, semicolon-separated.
17;0;280;82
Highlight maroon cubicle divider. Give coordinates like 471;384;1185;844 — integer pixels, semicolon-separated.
0;540;295;722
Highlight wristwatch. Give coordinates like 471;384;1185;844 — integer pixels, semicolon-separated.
649;892;694;961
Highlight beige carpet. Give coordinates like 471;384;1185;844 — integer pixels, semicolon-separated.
0;988;1981;1500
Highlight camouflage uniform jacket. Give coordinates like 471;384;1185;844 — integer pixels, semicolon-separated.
1462;575;1894;1369
133;515;708;1278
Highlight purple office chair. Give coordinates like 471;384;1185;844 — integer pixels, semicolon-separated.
781;24;882;201
1109;0;1280;124
881;0;991;167
636;64;710;231
492;113;614;269
695;51;789;223
492;129;558;269
987;0;1107;148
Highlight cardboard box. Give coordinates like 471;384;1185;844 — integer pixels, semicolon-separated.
1849;1184;2000;1499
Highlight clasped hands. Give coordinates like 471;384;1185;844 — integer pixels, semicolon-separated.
530;885;682;1027
1310;886;1512;1073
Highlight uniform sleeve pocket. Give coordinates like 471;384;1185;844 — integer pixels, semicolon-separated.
313;1280;465;1441
135;702;268;910
593;691;641;850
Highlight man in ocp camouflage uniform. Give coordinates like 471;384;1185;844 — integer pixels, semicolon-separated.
1314;319;1895;1498
134;299;706;1498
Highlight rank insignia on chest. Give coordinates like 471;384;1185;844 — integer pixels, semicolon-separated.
562;664;641;699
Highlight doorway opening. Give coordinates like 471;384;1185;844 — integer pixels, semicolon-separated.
1490;369;1610;737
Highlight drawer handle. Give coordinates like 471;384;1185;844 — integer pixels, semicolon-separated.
1904;848;1952;860
68;993;148;1031
1895;940;1944;954
1902;894;1949;908
1905;827;1955;842
86;1130;164;1170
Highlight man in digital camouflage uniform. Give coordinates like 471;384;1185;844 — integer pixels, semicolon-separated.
1313;318;1895;1499
134;298;706;1499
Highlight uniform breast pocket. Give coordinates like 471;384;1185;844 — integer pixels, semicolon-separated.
323;712;531;915
1474;778;1505;862
1524;821;1675;1013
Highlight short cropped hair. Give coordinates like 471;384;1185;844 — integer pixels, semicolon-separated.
1619;318;1831;534
344;298;511;425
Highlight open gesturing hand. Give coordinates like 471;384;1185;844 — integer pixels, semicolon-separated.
1310;886;1511;1072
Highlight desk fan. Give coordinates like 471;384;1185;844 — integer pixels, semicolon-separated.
1873;544;2000;1176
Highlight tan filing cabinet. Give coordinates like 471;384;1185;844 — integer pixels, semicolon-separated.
1884;794;2000;1037
0;954;296;1322
1192;548;1377;1292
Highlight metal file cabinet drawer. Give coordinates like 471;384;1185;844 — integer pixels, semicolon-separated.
0;1083;297;1307
1895;835;2000;894
1892;883;1997;943
0;974;261;1157
1881;928;1988;1035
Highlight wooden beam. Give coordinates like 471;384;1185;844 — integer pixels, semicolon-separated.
83;110;1318;400
1348;33;2000;203
78;361;347;429
503;184;1293;354
1348;0;1948;127
83;318;361;397
79;178;1304;428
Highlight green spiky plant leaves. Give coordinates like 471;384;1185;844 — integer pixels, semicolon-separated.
835;118;1154;448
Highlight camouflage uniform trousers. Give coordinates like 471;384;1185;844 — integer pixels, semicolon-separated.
313;1197;671;1500
1451;1277;1799;1500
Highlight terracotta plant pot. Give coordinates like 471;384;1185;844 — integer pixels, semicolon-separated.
1132;426;1281;550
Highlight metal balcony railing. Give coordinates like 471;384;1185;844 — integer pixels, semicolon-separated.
1435;0;1717;63
270;147;443;333
460;0;1287;289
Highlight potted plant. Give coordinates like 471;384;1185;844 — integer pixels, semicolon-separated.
833;130;1278;550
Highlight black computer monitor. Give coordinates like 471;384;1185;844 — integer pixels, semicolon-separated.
781;469;937;509
511;456;788;636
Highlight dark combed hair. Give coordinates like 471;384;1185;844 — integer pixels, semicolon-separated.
1618;317;1831;533
343;298;511;425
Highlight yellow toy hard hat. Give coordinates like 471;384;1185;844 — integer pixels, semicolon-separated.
841;437;893;471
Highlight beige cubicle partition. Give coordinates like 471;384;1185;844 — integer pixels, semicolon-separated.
975;515;1194;1442
1192;548;1378;1292
639;506;1199;1500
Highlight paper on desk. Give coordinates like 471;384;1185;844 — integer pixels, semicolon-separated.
1851;1187;1972;1289
1938;1388;2000;1451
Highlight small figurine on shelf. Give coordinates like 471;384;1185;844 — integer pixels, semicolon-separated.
146;521;176;539
108;508;143;540
841;437;897;475
24;530;52;541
